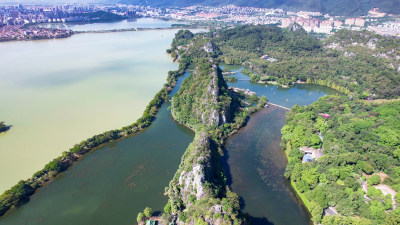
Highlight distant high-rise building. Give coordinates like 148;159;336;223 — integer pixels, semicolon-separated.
333;20;343;27
345;18;356;26
355;18;365;27
10;10;19;18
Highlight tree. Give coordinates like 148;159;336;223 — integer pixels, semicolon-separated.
359;162;374;175
308;186;328;208
305;134;322;148
301;168;319;187
369;200;386;222
367;175;381;186
384;194;393;210
319;173;327;183
44;159;63;173
395;192;400;203
367;187;383;199
311;204;323;224
344;176;359;191
195;218;208;225
137;212;144;223
385;213;400;225
179;212;187;222
144;207;152;217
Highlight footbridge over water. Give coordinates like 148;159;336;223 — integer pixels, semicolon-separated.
268;102;291;111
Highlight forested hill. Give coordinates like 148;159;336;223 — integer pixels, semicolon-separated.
171;25;400;99
122;0;400;16
166;61;243;224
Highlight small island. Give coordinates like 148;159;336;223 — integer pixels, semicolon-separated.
0;121;10;133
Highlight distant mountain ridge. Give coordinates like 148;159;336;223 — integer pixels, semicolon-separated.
123;0;400;16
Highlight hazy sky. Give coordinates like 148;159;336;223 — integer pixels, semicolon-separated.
0;0;115;4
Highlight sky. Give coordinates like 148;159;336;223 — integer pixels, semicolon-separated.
0;0;115;4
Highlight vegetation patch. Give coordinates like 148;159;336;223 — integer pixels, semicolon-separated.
282;96;400;224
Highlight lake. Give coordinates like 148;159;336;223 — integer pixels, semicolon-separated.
0;25;184;193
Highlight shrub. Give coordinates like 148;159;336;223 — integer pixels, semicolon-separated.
137;212;144;223
144;207;152;217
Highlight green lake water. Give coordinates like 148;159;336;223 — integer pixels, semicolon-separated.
0;73;194;225
221;64;338;225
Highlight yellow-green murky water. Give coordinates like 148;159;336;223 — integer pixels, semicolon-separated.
0;29;179;192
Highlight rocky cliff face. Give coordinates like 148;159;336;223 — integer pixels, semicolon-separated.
177;131;212;202
202;64;230;126
166;60;242;225
167;130;239;225
171;61;231;130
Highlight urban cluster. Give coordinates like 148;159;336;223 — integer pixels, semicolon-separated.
146;5;399;36
0;3;399;41
0;25;72;41
0;4;136;41
0;4;135;25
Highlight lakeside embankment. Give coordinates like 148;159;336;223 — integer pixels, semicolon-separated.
0;59;188;217
74;25;201;34
0;25;199;42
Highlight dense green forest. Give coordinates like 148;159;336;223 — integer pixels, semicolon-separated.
171;25;400;99
282;96;400;224
122;0;400;16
